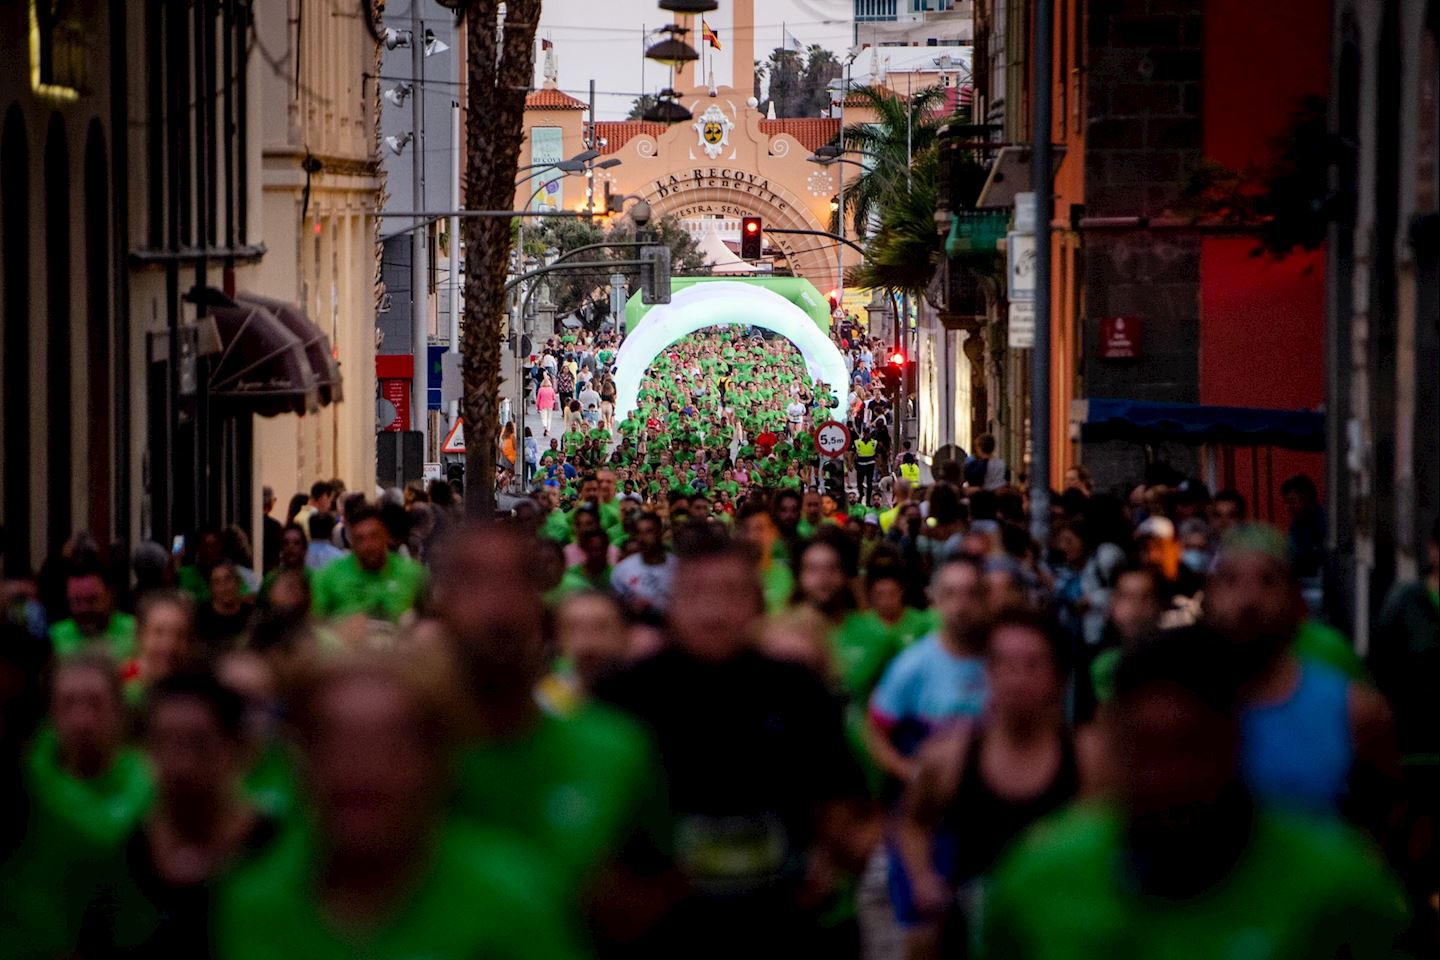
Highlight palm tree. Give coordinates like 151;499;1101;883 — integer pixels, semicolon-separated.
834;84;949;240
847;151;941;295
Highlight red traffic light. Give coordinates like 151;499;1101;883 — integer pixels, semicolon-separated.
740;216;763;260
890;350;906;364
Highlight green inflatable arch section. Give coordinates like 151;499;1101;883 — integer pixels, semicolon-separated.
623;276;833;335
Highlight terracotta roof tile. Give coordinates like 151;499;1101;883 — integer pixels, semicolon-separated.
592;120;668;154
759;117;841;153
525;87;588;110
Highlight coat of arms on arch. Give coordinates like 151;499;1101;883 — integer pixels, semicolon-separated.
693;104;733;159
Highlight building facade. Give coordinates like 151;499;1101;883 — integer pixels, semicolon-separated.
1326;0;1439;647
253;0;383;505
2;0;377;575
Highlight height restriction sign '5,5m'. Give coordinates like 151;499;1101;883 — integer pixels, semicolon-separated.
814;420;851;458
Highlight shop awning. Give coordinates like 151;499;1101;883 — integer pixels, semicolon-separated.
1075;399;1325;451
235;292;343;406
195;288;341;417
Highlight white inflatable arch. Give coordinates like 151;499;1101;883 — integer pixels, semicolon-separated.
612;281;849;424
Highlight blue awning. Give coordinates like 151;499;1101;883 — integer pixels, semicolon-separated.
1077;399;1325;451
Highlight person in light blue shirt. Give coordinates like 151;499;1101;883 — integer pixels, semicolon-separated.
867;558;991;783
303;513;346;572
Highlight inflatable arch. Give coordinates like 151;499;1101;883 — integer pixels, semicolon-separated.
613;280;849;424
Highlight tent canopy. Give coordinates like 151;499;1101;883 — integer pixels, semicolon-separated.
695;226;754;276
1077;399;1325;452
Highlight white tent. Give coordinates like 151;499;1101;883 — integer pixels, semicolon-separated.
696;225;754;276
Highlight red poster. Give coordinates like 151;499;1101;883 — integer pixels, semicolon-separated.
1100;316;1142;359
379;378;411;432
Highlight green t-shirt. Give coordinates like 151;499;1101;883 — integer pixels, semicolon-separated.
49;613;137;661
214;819;585;960
833;609;933;700
561;429;587;453
25;727;153;845
310;552;427;623
761;559;795;614
540;508;572;544
2;779;124;960
551;564;613;602
451;706;669;895
1294;619;1367;680
983;806;1407;960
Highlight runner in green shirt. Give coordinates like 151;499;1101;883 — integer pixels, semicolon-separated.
984;636;1407;960
310;508;426;622
215;655;585;960
3;634;125;960
452;705;669;895
27;657;154;845
49;565;137;661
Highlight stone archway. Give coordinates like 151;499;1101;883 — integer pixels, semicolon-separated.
612;281;849;424
632;152;841;296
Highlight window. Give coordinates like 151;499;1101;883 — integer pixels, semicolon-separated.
1416;8;1437;214
2;106;32;569
44;112;72;550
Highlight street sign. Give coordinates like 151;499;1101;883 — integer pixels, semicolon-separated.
1008;300;1036;348
427;345;447;410
1100;316;1142;359
814;420;852;459
440;417;465;455
423;462;443;482
1007;232;1037;300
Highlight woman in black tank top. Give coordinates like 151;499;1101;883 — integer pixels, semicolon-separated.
895;610;1085;959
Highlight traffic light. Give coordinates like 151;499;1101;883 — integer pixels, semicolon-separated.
889;350;906;365
740;216;763;260
640;244;672;304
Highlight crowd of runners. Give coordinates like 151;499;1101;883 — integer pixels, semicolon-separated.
2;320;1437;959
520;327;907;514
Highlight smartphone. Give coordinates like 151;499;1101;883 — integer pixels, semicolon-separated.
171;535;185;558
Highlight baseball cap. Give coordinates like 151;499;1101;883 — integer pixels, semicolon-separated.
1135;516;1176;541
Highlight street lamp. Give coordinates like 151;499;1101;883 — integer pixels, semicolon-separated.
642;88;692;123
423;29;449;57
383;83;413;107
646;25;699;69
384;133;413;155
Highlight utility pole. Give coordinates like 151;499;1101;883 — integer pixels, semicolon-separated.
448;99;461;424
1030;0;1054;547
410;1;429;455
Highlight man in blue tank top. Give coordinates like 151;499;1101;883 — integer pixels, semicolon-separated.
1205;525;1401;839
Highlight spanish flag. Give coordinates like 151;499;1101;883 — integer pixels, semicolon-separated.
702;19;721;51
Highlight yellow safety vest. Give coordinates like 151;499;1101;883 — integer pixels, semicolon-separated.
900;462;921;484
854;439;877;462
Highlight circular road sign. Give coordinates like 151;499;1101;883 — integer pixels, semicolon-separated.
814;420;852;459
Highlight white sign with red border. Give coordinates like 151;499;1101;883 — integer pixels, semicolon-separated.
814;420;852;459
440;418;466;455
